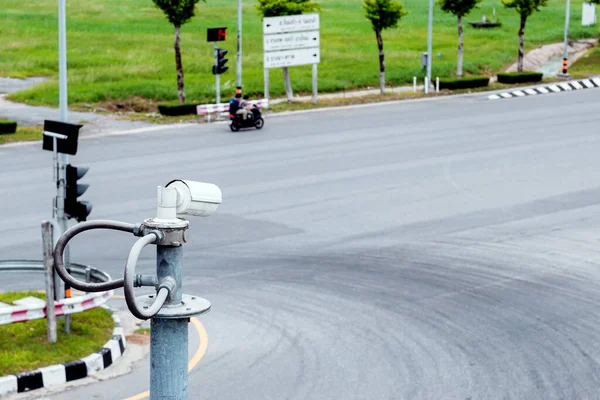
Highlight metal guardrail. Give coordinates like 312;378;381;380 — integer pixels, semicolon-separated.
0;260;113;325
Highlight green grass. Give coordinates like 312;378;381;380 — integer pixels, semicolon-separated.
1;0;599;107
0;125;43;145
0;291;115;376
570;46;600;77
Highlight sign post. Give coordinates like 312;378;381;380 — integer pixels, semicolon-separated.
263;13;320;106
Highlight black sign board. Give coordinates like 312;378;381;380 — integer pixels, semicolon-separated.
42;120;83;155
207;27;227;42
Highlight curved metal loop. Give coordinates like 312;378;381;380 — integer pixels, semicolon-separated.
124;233;172;320
53;220;138;292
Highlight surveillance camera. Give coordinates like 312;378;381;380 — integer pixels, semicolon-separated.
165;180;222;217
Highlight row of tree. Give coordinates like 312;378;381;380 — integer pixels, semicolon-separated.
152;0;599;103
366;0;591;94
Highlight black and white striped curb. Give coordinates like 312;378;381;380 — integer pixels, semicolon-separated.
0;306;126;397
489;77;600;100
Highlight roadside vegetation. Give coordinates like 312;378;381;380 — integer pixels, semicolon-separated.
0;291;115;376
0;125;43;145
2;0;598;109
569;46;600;77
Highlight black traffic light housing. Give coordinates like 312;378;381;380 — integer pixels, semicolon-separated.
212;48;229;75
65;164;92;222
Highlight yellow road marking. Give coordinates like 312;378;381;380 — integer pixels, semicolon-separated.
123;317;208;400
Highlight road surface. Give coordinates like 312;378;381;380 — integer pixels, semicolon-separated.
1;89;600;399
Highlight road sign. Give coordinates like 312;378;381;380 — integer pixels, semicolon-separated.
264;47;320;69
42;120;82;156
262;13;320;105
582;3;596;26
207;27;227;42
263;30;320;52
263;13;319;35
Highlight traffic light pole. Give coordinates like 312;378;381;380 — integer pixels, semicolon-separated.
47;132;69;334
214;42;221;105
58;0;71;334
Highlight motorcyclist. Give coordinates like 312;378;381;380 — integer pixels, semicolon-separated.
229;93;242;118
240;95;254;120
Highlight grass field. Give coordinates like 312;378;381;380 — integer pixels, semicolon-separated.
0;291;114;376
0;125;43;145
570;46;600;77
2;0;598;107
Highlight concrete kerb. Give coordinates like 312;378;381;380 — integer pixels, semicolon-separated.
0;305;140;399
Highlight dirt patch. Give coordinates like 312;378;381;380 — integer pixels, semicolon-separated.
99;96;159;113
126;333;151;345
73;96;160;114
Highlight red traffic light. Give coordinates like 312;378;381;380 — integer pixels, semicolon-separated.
207;27;227;42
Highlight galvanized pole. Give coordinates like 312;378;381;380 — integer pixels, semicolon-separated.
561;0;571;76
426;0;434;94
59;0;68;123
236;0;242;93
150;245;187;400
312;63;318;104
214;43;221;104
264;68;270;109
57;0;70;334
42;221;57;344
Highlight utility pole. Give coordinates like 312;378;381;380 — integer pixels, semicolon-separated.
236;0;242;94
560;0;571;78
57;0;70;333
426;0;434;94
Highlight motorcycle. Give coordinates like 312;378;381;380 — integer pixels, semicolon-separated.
229;105;264;132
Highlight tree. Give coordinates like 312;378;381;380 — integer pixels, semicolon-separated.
363;0;408;94
438;0;482;78
502;0;548;72
256;0;320;102
153;0;204;103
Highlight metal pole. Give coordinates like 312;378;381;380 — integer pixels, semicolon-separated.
426;0;434;94
312;63;318;105
59;0;67;123
214;43;221;105
264;68;270;109
52;137;65;304
150;245;187;400
562;0;571;75
57;0;70;333
42;221;57;344
236;0;242;92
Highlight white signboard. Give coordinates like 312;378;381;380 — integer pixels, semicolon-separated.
582;3;596;26
263;13;320;35
263;30;320;52
264;48;320;69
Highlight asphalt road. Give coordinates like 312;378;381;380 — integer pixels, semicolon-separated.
1;88;600;400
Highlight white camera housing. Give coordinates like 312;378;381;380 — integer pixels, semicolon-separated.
165;180;222;217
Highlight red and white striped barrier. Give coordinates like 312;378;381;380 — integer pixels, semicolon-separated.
196;100;269;117
196;103;228;115
0;290;113;325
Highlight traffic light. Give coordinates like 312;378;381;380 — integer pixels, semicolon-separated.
64;164;92;222
212;48;228;75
